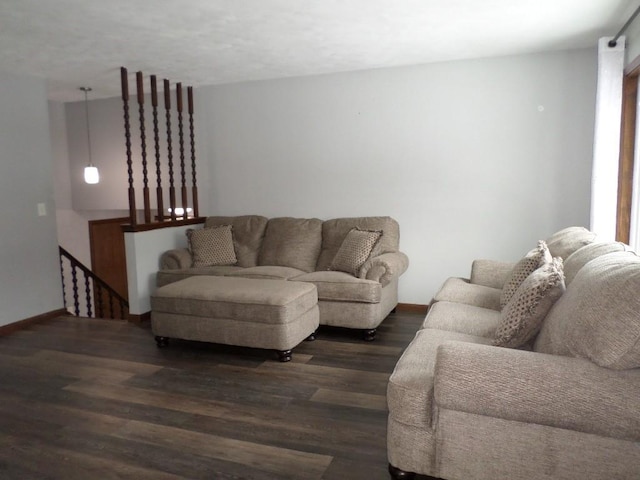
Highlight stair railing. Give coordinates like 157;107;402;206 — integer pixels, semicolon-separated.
58;246;129;320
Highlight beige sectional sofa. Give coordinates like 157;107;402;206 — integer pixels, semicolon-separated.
387;227;640;479
157;215;409;340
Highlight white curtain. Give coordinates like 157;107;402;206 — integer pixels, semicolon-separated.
591;36;625;241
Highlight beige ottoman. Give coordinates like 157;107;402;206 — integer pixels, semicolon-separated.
150;276;319;361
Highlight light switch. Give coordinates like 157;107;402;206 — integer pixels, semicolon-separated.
37;203;47;216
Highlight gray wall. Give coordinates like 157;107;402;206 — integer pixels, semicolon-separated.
0;71;63;326
61;48;597;305
199;49;596;303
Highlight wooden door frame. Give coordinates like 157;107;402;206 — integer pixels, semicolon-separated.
617;72;637;243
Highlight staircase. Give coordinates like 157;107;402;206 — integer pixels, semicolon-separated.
58;246;129;320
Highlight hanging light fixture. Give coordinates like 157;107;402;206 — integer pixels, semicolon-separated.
80;87;99;184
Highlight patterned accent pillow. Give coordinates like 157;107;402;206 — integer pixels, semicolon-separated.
187;225;237;267
500;240;552;309
329;228;382;276
494;258;565;348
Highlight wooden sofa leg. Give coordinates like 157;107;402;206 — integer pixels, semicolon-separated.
388;464;415;479
155;336;169;348
277;350;292;362
363;328;377;341
306;330;317;341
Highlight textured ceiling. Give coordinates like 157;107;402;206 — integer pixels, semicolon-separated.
0;0;636;102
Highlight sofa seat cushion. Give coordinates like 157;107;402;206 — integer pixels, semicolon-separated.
292;271;381;303
387;328;493;429
151;276;318;325
433;277;501;311
258;217;323;272
226;266;306;280
535;251;640;369
422;301;502;338
157;266;243;287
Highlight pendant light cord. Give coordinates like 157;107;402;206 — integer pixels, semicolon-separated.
81;87;93;166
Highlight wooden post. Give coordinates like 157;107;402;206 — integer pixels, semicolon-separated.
164;79;176;221
188;86;199;218
121;67;136;226
137;72;151;224
177;83;188;220
151;75;164;222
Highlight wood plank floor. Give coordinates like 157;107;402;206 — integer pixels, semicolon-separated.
0;311;428;480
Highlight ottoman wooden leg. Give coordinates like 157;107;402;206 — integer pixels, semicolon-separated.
388;464;416;479
155;336;169;348
306;330;317;341
363;328;377;341
277;350;292;362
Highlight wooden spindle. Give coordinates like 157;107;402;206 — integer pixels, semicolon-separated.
84;275;93;318
108;294;114;320
71;265;80;316
188;86;199;218
151;75;164;221
120;67;201;228
95;283;104;318
137;72;151;224
59;254;67;308
120;299;126;320
177;83;188;220
164;79;176;221
121;67;136;225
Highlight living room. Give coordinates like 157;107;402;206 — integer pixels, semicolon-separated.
0;1;639;478
1;1;637;324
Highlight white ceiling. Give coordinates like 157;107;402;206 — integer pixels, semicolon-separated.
0;0;637;102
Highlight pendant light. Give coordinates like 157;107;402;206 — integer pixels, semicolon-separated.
80;87;99;184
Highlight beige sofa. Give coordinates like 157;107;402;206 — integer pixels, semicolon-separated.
387;227;640;479
157;215;409;340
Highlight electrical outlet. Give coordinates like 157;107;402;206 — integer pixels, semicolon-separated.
37;203;47;216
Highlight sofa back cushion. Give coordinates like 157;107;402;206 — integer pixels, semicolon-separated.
316;216;400;271
258;217;323;272
534;251;640;369
563;241;628;285
544;226;597;260
205;215;268;267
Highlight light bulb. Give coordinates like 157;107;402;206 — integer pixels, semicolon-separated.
84;165;100;184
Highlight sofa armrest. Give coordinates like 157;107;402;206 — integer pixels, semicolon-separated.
433;341;640;442
469;259;514;288
160;248;193;270
360;251;409;287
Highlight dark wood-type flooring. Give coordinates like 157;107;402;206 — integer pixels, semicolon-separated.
0;311;430;480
